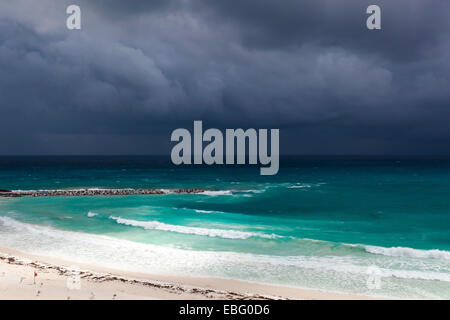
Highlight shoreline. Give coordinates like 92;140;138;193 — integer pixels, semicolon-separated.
0;245;373;300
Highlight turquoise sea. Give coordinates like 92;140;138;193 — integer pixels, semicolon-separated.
0;156;449;299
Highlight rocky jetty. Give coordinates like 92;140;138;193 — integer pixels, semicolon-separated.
0;188;205;198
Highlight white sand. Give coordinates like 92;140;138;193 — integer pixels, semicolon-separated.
0;245;372;300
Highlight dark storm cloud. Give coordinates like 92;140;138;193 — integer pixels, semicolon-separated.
87;0;178;19
194;0;450;61
0;0;450;155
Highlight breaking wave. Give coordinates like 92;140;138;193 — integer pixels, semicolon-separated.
199;190;233;196
87;211;98;218
364;245;450;261
109;216;281;240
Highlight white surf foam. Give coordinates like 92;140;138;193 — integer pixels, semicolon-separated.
234;189;266;194
365;245;450;261
199;190;233;196
194;209;227;214
87;211;98;218
109;216;280;240
195;209;214;213
287;182;326;189
288;184;312;189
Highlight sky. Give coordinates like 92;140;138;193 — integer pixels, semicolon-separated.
0;0;450;155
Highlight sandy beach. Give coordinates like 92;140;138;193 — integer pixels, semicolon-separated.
0;245;371;300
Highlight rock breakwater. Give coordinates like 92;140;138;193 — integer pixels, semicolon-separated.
0;188;205;198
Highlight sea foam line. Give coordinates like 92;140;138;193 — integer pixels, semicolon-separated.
109;216;281;240
199;190;233;196
364;245;450;261
194;209;225;214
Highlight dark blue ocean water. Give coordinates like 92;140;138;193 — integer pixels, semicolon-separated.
0;156;449;298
